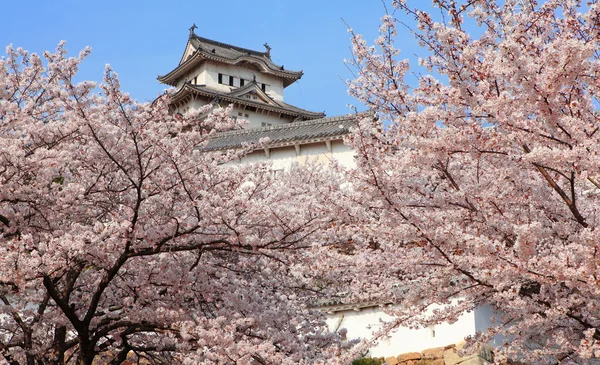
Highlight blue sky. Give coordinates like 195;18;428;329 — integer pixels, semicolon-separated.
0;0;414;117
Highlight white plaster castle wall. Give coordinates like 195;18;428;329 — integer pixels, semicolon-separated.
232;111;292;129
175;100;294;129
324;140;355;169
326;305;478;358
190;63;207;86
176;63;208;89
239;140;355;170
203;61;284;100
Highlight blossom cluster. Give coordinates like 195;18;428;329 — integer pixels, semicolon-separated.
0;44;348;364
335;0;600;363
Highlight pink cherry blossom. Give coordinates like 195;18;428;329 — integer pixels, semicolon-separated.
0;44;349;365
332;1;600;363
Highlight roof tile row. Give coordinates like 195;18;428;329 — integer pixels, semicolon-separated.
202;115;356;151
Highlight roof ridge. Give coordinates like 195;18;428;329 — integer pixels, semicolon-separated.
227;81;257;96
228;82;282;107
192;34;266;58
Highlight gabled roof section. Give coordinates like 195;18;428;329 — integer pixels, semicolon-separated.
228;81;279;106
159;29;303;88
170;83;326;120
201;115;356;151
178;41;197;65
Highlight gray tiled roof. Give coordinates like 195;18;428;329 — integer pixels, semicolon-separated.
202;115;355;151
190;35;266;58
312;299;393;313
159;33;302;88
188;34;302;81
172;84;325;120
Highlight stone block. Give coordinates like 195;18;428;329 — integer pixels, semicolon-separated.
397;352;421;362
478;346;494;362
385;356;399;365
430;359;445;365
443;348;463;365
456;355;487;365
454;341;466;351
422;347;445;359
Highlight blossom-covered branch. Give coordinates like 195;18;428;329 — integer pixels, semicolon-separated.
333;0;600;363
0;44;348;365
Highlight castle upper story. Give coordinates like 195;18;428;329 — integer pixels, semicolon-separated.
158;25;325;128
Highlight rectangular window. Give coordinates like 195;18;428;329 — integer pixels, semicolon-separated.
261;83;267;92
240;79;245;87
261;122;272;127
218;73;223;84
193;76;197;85
229;76;234;87
271;169;283;179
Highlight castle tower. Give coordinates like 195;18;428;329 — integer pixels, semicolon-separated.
158;25;325;128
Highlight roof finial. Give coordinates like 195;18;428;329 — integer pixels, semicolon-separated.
263;43;271;58
189;23;197;38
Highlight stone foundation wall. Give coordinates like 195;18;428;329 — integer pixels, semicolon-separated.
384;342;493;365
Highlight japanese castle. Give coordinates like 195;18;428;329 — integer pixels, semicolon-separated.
157;25;355;166
157;26;494;360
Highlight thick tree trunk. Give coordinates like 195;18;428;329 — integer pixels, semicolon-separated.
77;352;95;365
76;336;96;365
44;326;67;365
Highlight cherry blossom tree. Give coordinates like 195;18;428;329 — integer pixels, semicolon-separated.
330;0;600;363
0;44;347;365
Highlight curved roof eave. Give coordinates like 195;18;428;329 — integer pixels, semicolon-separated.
158;51;303;87
200;115;357;152
170;85;325;119
157;52;203;86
